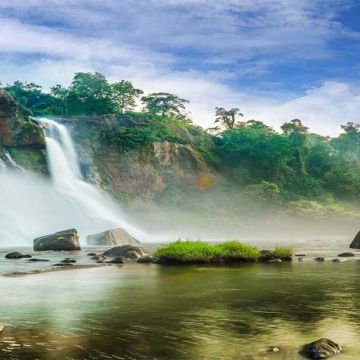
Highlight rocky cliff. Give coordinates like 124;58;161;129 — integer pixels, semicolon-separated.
59;115;215;204
0;89;47;173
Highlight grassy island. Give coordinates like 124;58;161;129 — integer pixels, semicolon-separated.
154;240;293;264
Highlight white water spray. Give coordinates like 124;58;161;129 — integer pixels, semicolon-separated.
0;118;146;245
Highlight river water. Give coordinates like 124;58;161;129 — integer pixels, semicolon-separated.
0;237;360;360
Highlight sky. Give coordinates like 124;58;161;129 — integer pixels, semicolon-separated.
0;0;360;136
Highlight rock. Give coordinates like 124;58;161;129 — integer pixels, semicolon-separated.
86;228;140;246
295;254;306;257
103;245;147;259
27;258;50;262
87;253;97;256
337;252;354;257
315;257;325;262
301;338;342;359
298;257;304;261
91;255;107;261
0;324;4;333
267;259;282;263
60;258;76;264
266;346;280;353
33;229;81;251
332;259;341;262
109;257;124;264
5;252;31;259
52;263;73;267
350;231;360;249
137;256;153;264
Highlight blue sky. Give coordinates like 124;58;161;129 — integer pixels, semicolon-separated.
0;0;360;135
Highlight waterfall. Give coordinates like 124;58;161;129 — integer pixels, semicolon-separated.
0;118;146;246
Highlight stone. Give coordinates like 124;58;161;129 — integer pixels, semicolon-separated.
87;253;97;256
350;231;360;249
332;259;341;262
103;245;147;259
267;259;282;263
301;338;342;359
315;257;325;262
86;228;140;246
266;346;280;353
298;257;304;261
295;254;306;257
27;258;50;262
137;256;153;264
60;258;76;264
33;229;81;251
91;255;107;261
5;252;31;259
109;257;124;264
337;252;354;257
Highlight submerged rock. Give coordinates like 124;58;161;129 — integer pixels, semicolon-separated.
103;245;147;259
5;252;31;259
86;228;140;246
27;258;50;262
87;253;97;256
33;229;81;251
350;231;360;249
337;252;354;257
61;258;76;264
301;338;342;359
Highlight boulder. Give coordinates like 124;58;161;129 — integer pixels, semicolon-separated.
109;257;124;264
86;228;140;246
5;252;31;259
301;338;342;359
103;245;147;259
338;252;354;257
33;229;81;251
350;231;360;249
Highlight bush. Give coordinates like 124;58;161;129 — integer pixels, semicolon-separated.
272;247;293;258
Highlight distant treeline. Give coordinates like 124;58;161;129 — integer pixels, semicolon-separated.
2;72;360;203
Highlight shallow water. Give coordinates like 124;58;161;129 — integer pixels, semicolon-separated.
1;238;360;359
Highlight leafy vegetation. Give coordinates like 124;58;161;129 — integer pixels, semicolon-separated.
154;240;261;263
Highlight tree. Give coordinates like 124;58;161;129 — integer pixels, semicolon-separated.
50;84;69;115
214;107;243;129
66;72;114;115
331;122;360;162
111;80;143;115
141;92;189;118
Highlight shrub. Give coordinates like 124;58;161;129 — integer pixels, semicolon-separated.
272;247;293;258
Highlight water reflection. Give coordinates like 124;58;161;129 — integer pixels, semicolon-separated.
1;261;360;359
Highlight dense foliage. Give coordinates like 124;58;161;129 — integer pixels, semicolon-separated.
3;72;360;205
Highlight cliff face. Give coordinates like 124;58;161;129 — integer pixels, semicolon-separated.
61;116;215;204
0;89;47;173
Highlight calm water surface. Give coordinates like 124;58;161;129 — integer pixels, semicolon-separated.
0;238;360;359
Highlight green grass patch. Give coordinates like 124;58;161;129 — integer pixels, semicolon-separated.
154;240;260;263
271;247;293;258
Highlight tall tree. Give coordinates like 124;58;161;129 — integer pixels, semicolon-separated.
111;80;143;115
141;92;189;118
67;72;114;115
50;84;69;115
214;107;243;129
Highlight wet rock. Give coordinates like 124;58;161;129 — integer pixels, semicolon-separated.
108;257;124;264
301;338;342;359
52;263;73;267
60;258;76;264
350;231;360;249
266;346;280;353
267;259;282;263
87;228;140;246
332;259;341;262
5;252;31;259
27;258;50;262
91;255;107;261
103;245;147;259
33;229;81;251
315;257;325;262
137;256;153;264
337;252;354;257
295;254;306;257
87;253;97;256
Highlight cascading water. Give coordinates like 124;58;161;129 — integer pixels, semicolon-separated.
0;118;145;245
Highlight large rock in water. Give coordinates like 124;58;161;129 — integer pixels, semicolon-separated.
301;338;342;359
86;228;140;246
33;229;81;251
103;245;146;259
350;231;360;249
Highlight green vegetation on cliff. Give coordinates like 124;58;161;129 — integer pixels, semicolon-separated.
3;72;360;212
